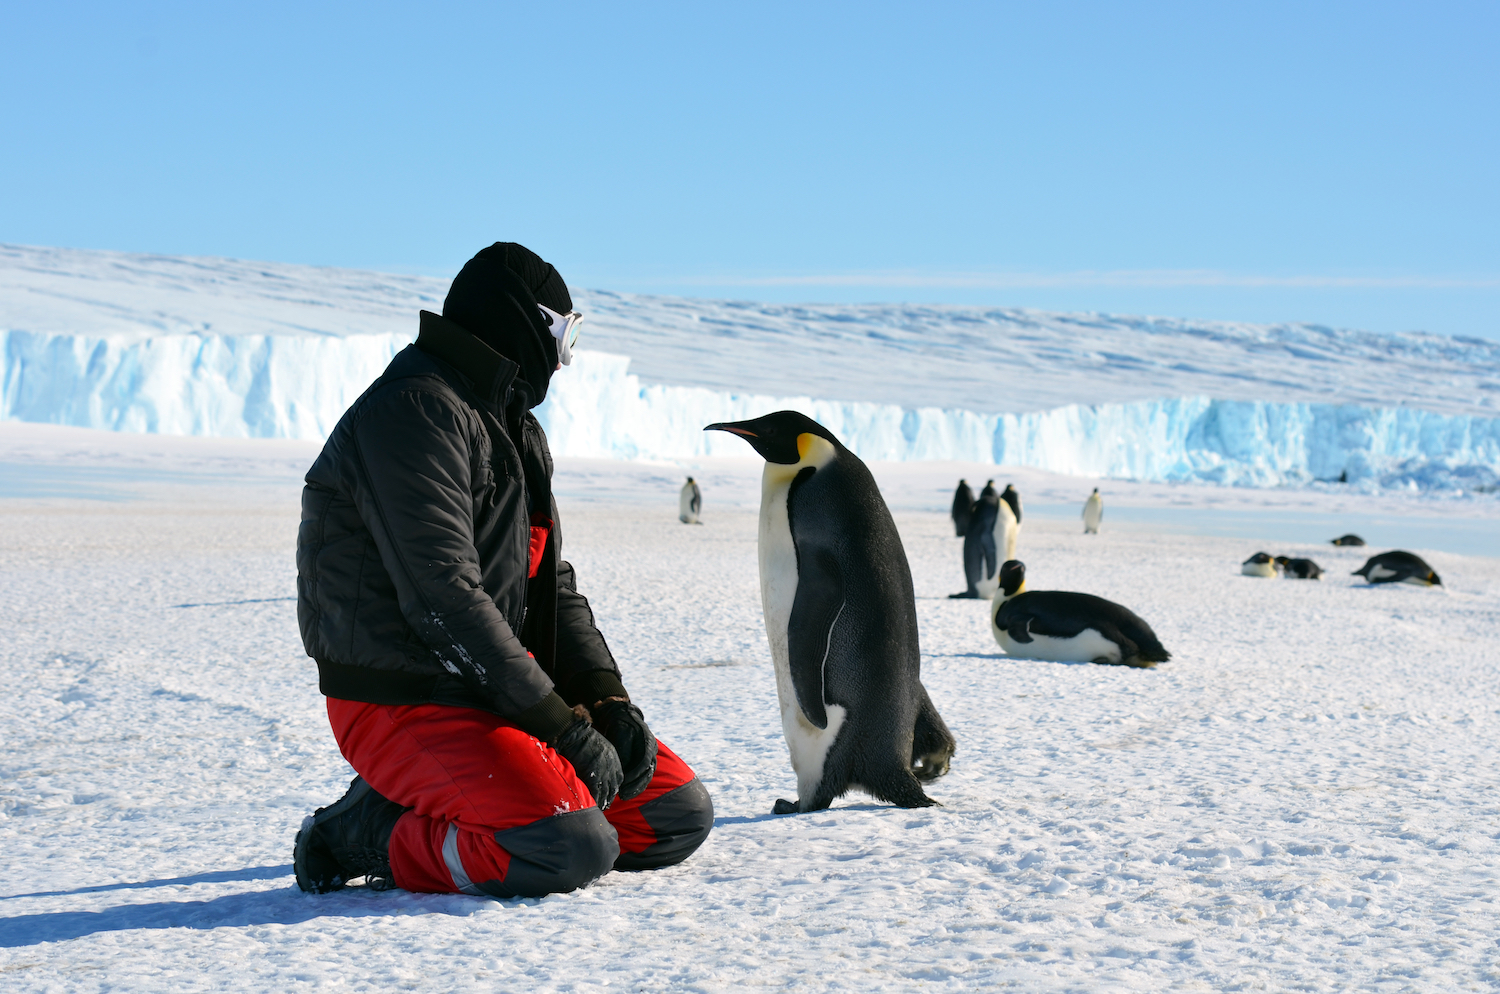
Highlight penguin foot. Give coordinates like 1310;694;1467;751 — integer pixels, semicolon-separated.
772;798;800;815
947;591;980;599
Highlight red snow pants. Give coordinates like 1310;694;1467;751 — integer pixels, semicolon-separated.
326;698;713;898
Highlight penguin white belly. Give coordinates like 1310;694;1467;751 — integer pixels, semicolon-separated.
679;487;699;523
1242;562;1276;577
759;468;847;801
1083;497;1102;534
994;503;1020;563
997;627;1121;664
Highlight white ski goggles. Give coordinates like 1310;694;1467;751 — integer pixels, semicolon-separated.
536;303;584;365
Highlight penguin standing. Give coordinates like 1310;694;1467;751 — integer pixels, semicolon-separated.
996;484;1022;563
1082;488;1103;534
1242;552;1278;577
705;412;956;814
679;476;703;524
1352;550;1442;586
950;479;974;537
950;481;999;599
990;560;1170;668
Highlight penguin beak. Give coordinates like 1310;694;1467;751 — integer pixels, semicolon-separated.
704;423;757;437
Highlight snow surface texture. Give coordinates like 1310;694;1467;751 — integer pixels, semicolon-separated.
1;425;1498;991
3;243;1499;492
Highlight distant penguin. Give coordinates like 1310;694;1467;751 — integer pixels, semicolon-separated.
1331;534;1366;547
1242;552;1278;577
951;482;999;599
679;476;702;524
1082;488;1103;535
1275;556;1324;579
705;412;956;813
1352;550;1442;586
990;561;1170;668
950;479;974;537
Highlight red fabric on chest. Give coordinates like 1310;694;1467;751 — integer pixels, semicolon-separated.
527;513;553;579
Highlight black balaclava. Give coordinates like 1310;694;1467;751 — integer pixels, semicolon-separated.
442;242;573;408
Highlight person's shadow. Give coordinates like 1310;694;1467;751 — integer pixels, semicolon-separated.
0;865;476;948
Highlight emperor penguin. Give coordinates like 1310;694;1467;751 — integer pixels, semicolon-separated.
951;479;974;537
991;560;1171;668
1331;534;1366;547
1242;552;1278;577
997;484;1022;562
1352;550;1442;586
976;484;1021;598
679;476;703;524
951;482;999;598
1082;488;1103;534
1274;556;1323;579
705;411;956;813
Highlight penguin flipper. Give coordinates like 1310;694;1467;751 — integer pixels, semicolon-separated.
1005;614;1036;644
786;547;845;729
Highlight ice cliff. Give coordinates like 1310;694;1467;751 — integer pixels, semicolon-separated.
2;243;1498;491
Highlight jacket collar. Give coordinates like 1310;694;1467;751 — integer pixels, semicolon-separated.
416;310;518;402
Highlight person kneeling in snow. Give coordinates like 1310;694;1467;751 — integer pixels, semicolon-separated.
293;243;713;897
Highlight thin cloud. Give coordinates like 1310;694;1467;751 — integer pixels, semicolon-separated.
658;269;1500;290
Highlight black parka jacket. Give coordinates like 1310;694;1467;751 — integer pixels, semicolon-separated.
296;310;626;743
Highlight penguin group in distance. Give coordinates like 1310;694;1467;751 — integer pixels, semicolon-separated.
679;476;702;524
949;480;1023;599
705;411;957;814
1353;550;1442;587
990;560;1171;668
1243;552;1324;579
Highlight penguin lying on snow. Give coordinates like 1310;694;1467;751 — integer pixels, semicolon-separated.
679;476;702;524
705;411;957;814
1275;556;1323;579
1242;552;1278;577
1353;550;1442;586
990;561;1171;668
1331;534;1366;546
1082;488;1103;534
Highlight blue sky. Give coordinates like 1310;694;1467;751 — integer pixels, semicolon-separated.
2;1;1497;339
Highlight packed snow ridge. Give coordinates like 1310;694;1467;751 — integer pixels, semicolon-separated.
2;243;1498;491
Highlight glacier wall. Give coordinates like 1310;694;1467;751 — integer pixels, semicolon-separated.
4;329;1498;491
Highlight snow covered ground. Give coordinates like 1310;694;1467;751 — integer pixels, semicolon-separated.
5;243;1499;490
2;425;1498;991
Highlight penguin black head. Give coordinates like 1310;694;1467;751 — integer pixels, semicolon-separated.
704;411;839;464
1243;552;1273;565
686;476;695;483
998;559;1027;599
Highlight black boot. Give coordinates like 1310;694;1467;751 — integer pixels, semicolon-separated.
294;777;407;894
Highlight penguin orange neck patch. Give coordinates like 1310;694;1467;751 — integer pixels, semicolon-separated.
796;433;812;461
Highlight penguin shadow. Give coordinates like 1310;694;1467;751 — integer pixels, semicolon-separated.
927;650;1120;668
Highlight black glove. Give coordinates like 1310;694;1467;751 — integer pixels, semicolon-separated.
592;698;658;801
552;714;624;810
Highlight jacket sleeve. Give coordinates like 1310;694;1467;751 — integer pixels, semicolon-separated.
554;558;630;706
343;387;575;741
